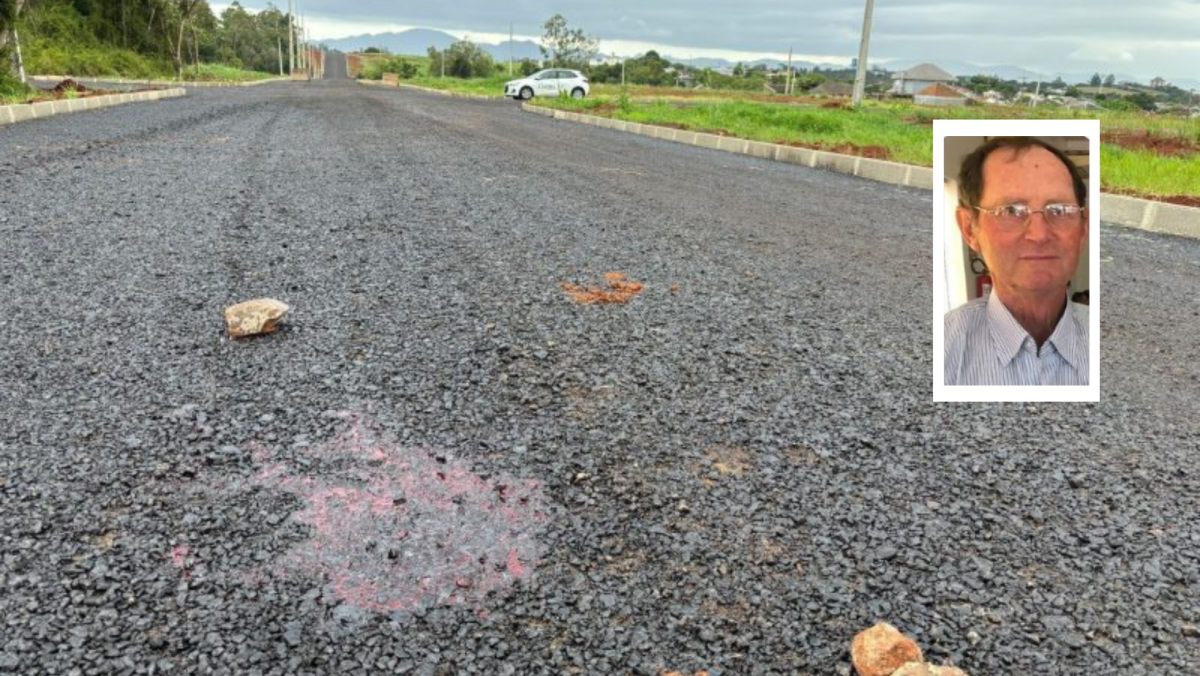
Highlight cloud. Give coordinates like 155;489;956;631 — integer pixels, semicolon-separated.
1067;44;1135;64
218;1;1200;81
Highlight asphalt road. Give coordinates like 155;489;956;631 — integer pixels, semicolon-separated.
1;78;1198;676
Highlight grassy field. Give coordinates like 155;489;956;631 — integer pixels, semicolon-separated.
20;33;281;85
538;93;1199;199
399;75;509;97
1100;146;1200;197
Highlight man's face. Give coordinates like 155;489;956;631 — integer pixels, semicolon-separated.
956;146;1088;299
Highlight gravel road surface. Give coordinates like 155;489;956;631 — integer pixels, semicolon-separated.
1;75;1198;676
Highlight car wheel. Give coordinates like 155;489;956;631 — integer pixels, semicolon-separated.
520;87;534;100
571;88;585;99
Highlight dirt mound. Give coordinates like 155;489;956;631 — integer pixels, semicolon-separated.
52;79;89;94
1102;130;1199;157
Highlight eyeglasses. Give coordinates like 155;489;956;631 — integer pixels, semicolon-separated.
973;204;1084;231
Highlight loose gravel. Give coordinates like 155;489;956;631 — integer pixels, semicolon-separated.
1;77;1198;676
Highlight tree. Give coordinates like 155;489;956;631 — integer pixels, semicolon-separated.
1089;73;1101;87
1;0;30;82
517;57;538;76
1103;73;1115;87
1128;91;1157;111
426;45;442;76
539;13;597;69
159;0;207;79
621;49;669;86
444;38;492;78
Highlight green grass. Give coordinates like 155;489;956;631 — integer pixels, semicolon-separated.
0;77;39;105
182;64;280;82
24;36;280;83
23;37;174;79
388;75;510;97
538;95;1199;198
547;97;936;163
357;54;432;80
1101;145;1200;197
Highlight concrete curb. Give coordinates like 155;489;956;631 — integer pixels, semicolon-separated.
1;88;187;126
357;79;500;101
521;103;1199;238
1097;194;1200;239
30;75;287;88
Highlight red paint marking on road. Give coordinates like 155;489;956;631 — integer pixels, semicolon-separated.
169;546;190;569
248;413;546;616
506;549;525;578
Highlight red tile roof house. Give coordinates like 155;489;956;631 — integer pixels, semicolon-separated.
914;82;970;106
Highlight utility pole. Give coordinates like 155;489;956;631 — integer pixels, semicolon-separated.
851;0;876;107
508;23;513;76
785;47;794;95
287;0;294;74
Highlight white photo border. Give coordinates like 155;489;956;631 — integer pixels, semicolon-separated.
932;119;1100;403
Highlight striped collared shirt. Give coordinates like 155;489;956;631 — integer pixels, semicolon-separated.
945;293;1089;386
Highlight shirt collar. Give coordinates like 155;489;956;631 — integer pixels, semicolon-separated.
985;293;1085;369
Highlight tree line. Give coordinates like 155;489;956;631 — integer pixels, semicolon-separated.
2;0;307;84
367;14;843;94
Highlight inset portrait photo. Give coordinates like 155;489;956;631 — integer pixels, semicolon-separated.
933;120;1100;402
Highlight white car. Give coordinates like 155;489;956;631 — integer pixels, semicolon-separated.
504;69;590;100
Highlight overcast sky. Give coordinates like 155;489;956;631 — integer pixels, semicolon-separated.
217;1;1199;83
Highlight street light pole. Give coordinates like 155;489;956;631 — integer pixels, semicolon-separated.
851;0;876;107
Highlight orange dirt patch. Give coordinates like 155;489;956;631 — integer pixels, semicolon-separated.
585;103;619;115
774;138;890;160
561;272;645;305
821;99;852;109
1102;130;1200;157
617;87;825;106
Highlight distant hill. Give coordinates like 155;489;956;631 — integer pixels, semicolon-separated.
325;29;455;54
879;59;1189;88
663;56;829;72
324;28;542;62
